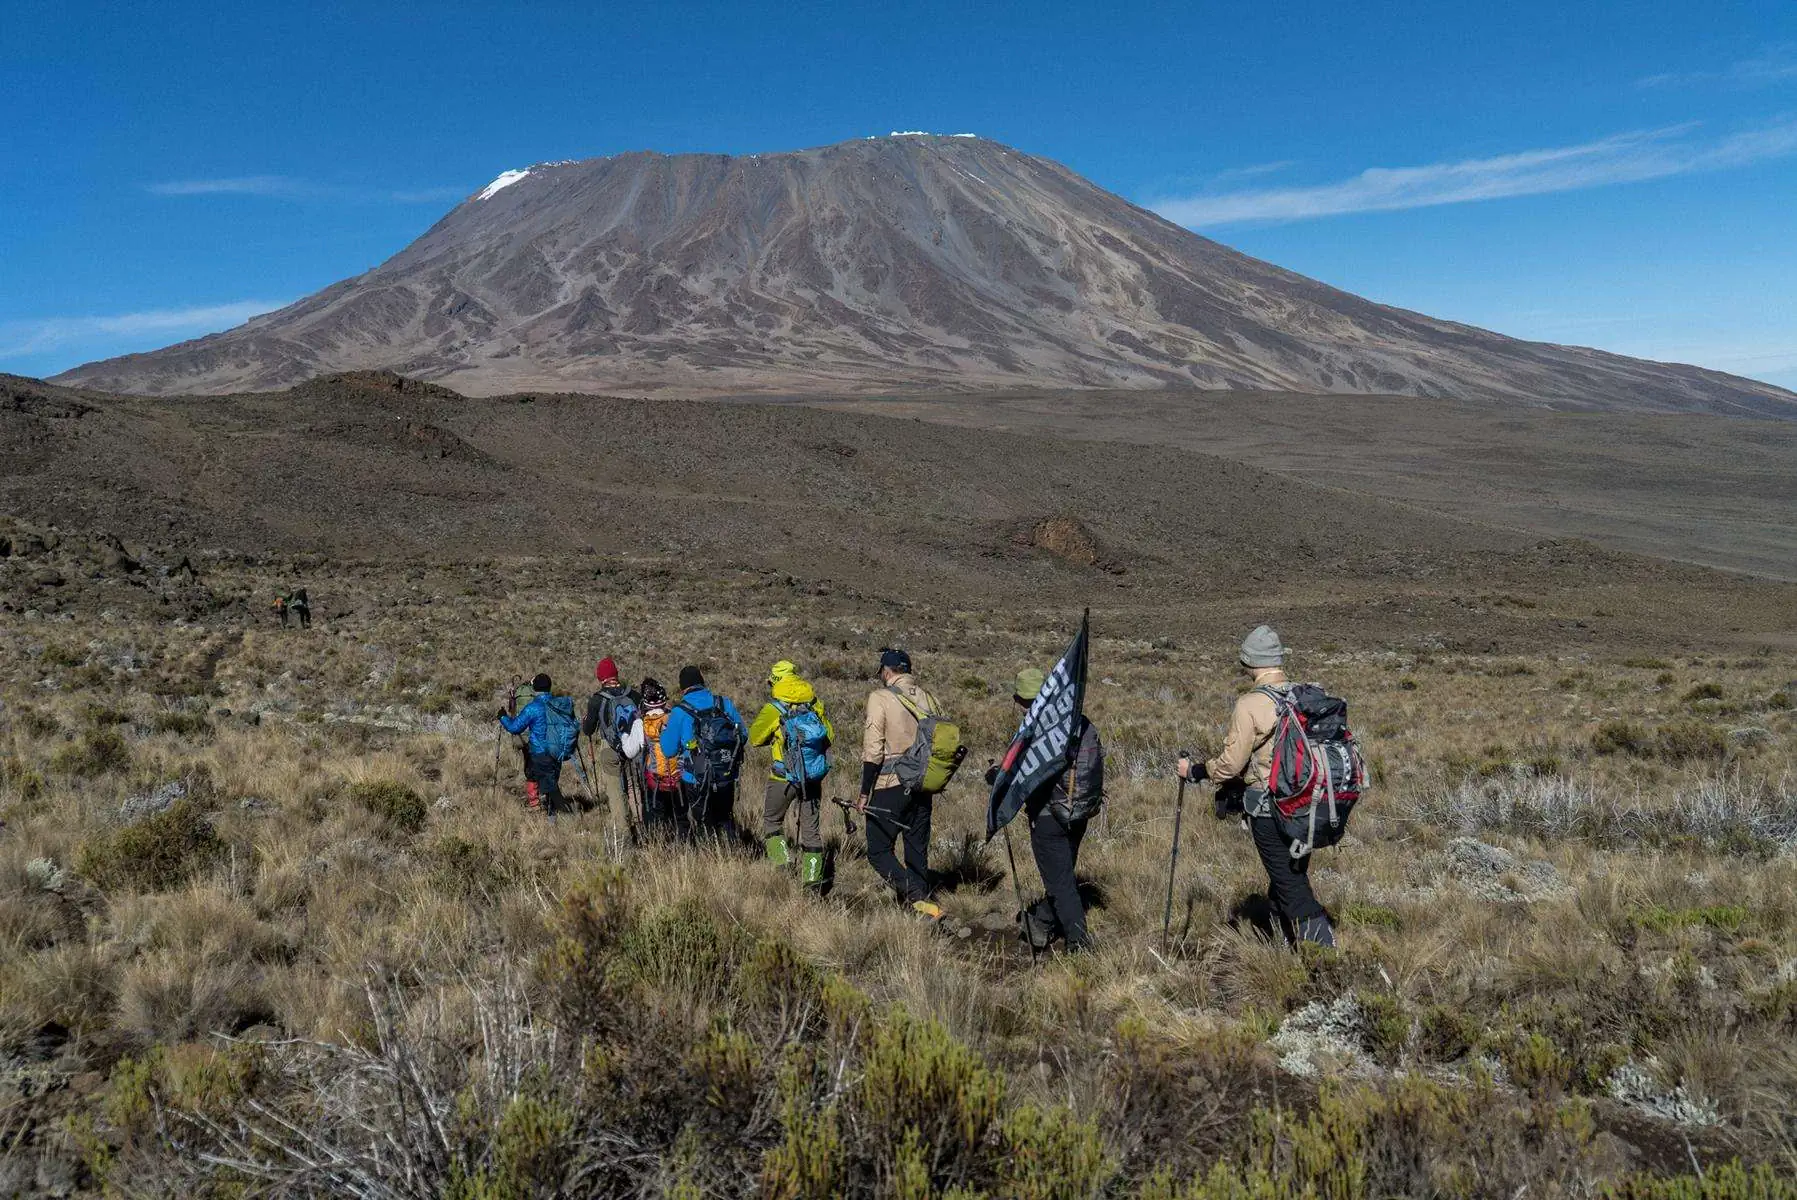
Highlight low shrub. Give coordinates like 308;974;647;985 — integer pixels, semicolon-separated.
51;728;132;777
350;779;428;834
75;799;224;891
1682;681;1726;703
1592;720;1650;756
1655;722;1728;764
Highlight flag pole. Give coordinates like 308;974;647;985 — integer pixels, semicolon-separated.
1002;824;1038;966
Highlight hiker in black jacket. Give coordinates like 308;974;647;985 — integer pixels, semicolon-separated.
988;667;1105;951
582;657;641;810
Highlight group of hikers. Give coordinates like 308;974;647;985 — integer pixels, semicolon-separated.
495;624;1354;952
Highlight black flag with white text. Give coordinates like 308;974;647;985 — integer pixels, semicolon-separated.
985;610;1089;839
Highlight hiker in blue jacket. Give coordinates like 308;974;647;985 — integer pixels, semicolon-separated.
659;665;749;839
498;672;575;812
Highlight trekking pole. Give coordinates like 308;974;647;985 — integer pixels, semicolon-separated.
1162;752;1191;953
1002;824;1038;966
829;796;857;836
490;677;520;806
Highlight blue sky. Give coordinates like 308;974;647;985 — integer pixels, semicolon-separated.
3;0;1793;390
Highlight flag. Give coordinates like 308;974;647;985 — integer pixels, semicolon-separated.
985;610;1090;839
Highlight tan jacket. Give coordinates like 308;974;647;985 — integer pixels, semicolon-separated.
862;674;939;791
1205;668;1288;790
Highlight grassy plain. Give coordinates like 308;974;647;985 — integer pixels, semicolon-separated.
3;547;1796;1197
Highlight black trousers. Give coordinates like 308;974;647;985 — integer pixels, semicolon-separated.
682;781;738;840
865;785;932;902
642;785;685;837
524;752;564;811
1249;812;1334;946
1027;805;1090;948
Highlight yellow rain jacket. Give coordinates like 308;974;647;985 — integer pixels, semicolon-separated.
749;675;835;781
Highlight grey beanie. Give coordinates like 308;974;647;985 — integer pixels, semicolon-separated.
1239;624;1288;668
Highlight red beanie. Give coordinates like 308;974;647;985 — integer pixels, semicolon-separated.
595;657;620;684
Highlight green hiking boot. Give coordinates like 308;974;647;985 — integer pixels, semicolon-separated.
800;850;825;889
764;835;790;866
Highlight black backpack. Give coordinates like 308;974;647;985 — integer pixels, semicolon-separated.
676;700;744;789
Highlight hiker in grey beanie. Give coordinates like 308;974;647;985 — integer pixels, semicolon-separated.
1239;624;1287;668
1178;623;1337;949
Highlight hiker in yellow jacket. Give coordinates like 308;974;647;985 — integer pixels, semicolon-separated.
748;661;835;887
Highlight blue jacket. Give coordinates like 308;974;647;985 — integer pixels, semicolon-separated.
659;687;748;785
500;692;560;756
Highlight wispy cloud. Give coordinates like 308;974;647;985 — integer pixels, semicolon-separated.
0;300;288;359
1639;44;1797;89
145;175;467;203
1208;160;1296;184
1154;119;1797;227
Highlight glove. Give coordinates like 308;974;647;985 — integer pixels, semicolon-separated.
1191;760;1209;782
496;709;508;722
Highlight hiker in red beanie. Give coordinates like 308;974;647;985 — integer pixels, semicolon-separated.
582;658;642;813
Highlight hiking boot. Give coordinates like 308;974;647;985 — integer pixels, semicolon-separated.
800;850;825;888
764;835;790;866
911;900;946;922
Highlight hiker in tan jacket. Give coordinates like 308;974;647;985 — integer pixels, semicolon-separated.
858;648;945;920
1178;625;1335;948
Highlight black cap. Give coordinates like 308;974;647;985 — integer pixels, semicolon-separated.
678;665;705;692
878;648;911;675
640;677;667;705
531;673;552;692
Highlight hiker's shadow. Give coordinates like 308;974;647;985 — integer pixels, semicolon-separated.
929;833;1007;896
1227;892;1280;942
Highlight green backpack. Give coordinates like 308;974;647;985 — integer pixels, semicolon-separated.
889;688;966;795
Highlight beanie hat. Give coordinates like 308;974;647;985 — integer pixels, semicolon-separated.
678;665;705;692
640;677;668;706
768;660;797;685
1013;667;1046;702
1239;625;1288;668
532;672;553;692
595;657;620;685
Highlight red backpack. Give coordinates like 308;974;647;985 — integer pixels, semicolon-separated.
1260;683;1366;858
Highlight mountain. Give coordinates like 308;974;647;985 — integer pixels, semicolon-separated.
55;135;1796;414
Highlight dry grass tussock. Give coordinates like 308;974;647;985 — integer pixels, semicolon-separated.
2;556;1796;1196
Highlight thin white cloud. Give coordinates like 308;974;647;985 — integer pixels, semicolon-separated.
1154;119;1797;227
1639;44;1797;89
1208;160;1297;184
146;175;304;197
0;300;288;359
146;176;467;203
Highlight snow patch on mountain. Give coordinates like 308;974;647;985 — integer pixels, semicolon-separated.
476;169;530;201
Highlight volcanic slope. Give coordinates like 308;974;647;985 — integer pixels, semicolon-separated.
56;135;1794;415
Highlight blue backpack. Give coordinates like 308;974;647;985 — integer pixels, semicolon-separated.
778;701;831;783
541;695;580;762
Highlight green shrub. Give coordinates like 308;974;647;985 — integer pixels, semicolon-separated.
75;799;224;891
1341;903;1401;932
149;710;212;738
350;779;428;834
51;728;132;777
1630;904;1750;935
1356;991;1410;1066
1417;1004;1478;1063
1654;722;1728;764
858;1007;1004;1183
1605;1161;1797;1199
1681;681;1725;703
1591;721;1649;756
994;1103;1113;1200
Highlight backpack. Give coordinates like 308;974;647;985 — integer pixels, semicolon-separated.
1051;718;1104;824
641;708;683;792
888;688;966;795
540;694;581;762
1259;683;1366;858
594;687;633;753
676;699;744;790
777;700;831;784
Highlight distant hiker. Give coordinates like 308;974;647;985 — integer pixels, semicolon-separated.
859;649;950;920
288;587;311;630
582;658;641;810
1178;626;1351;948
748;660;834;887
498;672;581;814
989;666;1104;951
622;678;686;836
659;666;748;839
